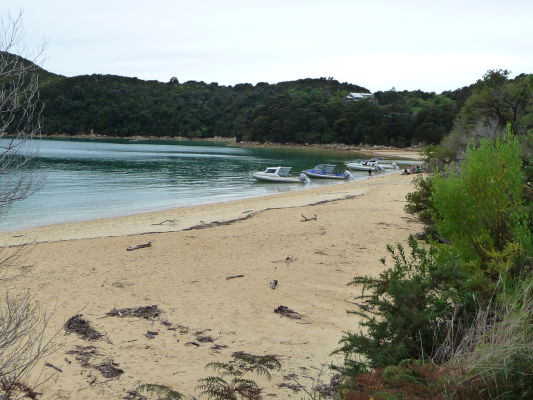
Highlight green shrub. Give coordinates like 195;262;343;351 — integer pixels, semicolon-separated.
431;133;531;293
404;175;435;227
382;365;421;387
335;237;471;375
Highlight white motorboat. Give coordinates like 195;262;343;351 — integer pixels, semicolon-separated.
253;166;308;183
304;164;351;179
367;158;398;169
346;161;381;172
346;158;396;172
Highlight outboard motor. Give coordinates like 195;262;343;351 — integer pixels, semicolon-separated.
299;172;310;183
343;170;352;179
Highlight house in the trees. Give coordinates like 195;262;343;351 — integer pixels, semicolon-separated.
345;92;374;101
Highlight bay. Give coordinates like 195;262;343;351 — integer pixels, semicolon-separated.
0;138;389;232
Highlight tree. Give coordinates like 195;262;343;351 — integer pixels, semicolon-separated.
1;11;55;400
0;12;43;210
461;70;532;132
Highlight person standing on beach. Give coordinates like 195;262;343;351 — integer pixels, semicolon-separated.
368;169;372;178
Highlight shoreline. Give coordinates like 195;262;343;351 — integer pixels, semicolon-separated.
40;133;424;160
0;172;401;246
1;172;422;399
0;170;399;238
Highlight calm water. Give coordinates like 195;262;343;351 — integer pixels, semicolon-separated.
0;138;400;232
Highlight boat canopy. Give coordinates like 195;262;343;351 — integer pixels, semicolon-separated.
265;166;292;176
313;164;337;173
277;167;292;176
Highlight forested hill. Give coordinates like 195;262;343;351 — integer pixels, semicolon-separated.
21;53;471;146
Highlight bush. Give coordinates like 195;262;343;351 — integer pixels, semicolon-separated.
335;237;471;375
431;133;531;293
404;175;434;227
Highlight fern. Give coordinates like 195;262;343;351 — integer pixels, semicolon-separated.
136;383;183;400
197;352;281;400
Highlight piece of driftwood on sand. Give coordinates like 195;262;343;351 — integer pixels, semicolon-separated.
274;305;302;320
300;214;317;222
126;241;152;251
226;274;245;280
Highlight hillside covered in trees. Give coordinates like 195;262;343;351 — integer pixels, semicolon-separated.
15;53;469;147
4;52;529;148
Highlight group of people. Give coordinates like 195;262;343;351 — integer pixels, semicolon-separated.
401;165;422;175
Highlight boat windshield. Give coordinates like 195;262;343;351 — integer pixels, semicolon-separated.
314;164;336;173
277;167;292;176
266;168;278;174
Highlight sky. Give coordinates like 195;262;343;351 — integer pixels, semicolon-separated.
3;0;532;93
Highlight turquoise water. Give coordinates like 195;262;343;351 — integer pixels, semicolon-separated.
0;138;397;232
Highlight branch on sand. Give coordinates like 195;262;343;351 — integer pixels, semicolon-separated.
126;241;152;251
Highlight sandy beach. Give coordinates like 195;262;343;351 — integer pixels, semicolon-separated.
0;173;422;399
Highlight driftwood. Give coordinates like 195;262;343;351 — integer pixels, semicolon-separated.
126;241;152;251
106;305;162;319
44;362;63;372
151;219;177;226
300;214;317;222
211;344;228;351
344;299;361;305
274;305;302;320
144;331;158;339
226;274;245;280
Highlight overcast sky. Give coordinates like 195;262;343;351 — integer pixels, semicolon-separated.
3;0;532;93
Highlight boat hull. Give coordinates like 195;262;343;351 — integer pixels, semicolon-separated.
345;163;379;171
304;171;348;179
252;173;303;183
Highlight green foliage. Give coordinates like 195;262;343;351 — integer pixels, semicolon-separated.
404;175;435;227
342;120;532;400
335;237;470;375
427;71;532;166
18;55;461;146
136;384;183;400
197;352;281;400
461;70;533;133
382;360;424;387
431;133;531;291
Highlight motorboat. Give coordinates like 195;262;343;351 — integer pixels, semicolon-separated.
346;158;396;171
346;161;383;172
304;164;351;179
253;166;309;183
367;158;398;169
